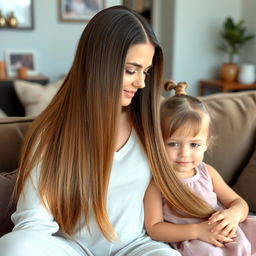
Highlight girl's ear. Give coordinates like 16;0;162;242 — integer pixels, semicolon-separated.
204;137;211;151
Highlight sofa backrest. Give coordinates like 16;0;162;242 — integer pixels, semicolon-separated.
199;91;256;185
0;117;33;173
0;117;33;236
0;90;255;236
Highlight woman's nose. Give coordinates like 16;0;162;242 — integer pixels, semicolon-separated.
133;73;146;89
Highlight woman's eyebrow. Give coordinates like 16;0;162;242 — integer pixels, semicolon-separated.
126;62;152;69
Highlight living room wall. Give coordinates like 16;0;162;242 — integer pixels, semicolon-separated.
0;0;255;96
241;0;256;67
0;0;121;82
155;0;256;96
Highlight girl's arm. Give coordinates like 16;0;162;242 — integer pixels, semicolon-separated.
207;164;249;237
144;179;232;247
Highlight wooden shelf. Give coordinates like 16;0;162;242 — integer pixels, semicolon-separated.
0;74;49;86
199;79;256;96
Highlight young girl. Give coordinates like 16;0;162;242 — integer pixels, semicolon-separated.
144;80;256;256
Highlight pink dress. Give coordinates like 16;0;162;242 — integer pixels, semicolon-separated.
163;162;256;256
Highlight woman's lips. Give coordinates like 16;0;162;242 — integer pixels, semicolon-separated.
124;90;136;98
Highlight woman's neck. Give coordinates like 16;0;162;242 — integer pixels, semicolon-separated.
115;110;132;152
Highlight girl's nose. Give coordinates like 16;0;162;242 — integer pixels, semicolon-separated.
179;145;190;157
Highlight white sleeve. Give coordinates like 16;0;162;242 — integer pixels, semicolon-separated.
11;164;59;234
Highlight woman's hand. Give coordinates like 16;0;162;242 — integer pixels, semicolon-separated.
196;221;233;247
208;209;240;238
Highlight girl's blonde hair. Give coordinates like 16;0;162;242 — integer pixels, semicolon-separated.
160;80;215;217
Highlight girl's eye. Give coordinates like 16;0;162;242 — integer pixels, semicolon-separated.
143;71;149;76
191;143;200;148
168;142;178;147
125;69;136;75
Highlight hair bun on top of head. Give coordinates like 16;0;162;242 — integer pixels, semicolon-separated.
164;80;188;96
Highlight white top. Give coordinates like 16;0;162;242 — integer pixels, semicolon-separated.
11;129;152;255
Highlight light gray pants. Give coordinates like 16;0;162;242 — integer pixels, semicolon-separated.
0;230;181;256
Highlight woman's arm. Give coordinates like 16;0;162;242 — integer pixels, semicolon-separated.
144;179;232;247
11;165;59;234
207;164;249;237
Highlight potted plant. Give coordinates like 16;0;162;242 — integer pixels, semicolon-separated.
220;17;255;82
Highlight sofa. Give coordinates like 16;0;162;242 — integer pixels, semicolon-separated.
0;90;256;237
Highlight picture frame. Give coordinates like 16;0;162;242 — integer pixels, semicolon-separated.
5;51;38;76
0;0;34;29
58;0;104;22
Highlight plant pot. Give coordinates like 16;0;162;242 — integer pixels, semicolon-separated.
220;63;239;82
238;64;256;85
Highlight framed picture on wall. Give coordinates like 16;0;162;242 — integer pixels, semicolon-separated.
0;0;34;29
5;51;38;76
58;0;104;22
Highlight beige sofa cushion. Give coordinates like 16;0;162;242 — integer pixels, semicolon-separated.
14;79;63;116
199;91;256;185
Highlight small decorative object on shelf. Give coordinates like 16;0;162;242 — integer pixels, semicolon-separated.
0;61;6;79
219;17;255;83
220;63;238;82
7;11;18;28
18;67;28;79
238;64;256;85
0;10;6;27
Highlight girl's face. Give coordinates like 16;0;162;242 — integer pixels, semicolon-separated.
164;120;209;179
121;42;155;107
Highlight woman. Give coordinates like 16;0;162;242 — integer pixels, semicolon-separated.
0;6;181;256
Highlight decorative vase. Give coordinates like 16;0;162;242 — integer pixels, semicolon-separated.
18;67;28;79
7;11;18;28
0;10;6;27
0;61;6;79
238;64;256;85
220;63;239;83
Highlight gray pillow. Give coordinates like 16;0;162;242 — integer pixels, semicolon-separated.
0;170;17;236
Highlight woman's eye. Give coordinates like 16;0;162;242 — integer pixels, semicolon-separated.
125;69;136;75
143;71;149;76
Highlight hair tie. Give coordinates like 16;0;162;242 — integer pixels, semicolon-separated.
164;80;176;91
164;80;188;95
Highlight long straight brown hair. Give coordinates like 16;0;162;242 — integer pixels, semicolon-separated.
15;6;213;241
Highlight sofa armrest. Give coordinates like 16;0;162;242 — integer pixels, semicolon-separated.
0;117;33;173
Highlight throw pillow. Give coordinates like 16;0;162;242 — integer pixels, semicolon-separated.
0;170;17;236
233;149;256;213
0;109;7;117
14;79;64;116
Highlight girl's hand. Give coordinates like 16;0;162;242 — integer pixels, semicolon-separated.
196;221;233;247
208;209;240;238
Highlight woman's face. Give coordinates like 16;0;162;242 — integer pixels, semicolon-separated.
121;42;155;107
